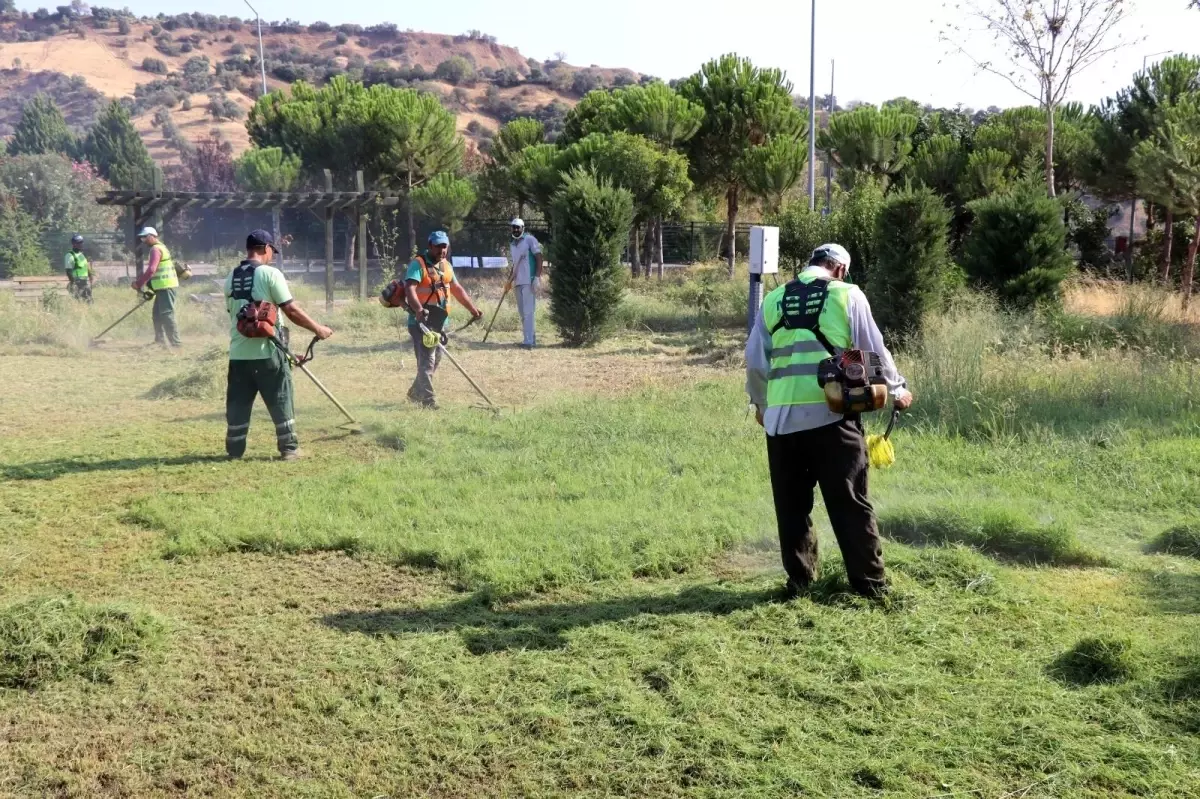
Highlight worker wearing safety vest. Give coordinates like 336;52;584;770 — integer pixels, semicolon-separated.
403;230;483;409
64;234;93;303
131;226;182;348
745;243;914;599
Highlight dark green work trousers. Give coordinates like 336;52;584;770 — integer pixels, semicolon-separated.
152;288;181;347
226;348;298;457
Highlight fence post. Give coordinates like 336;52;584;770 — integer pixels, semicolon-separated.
324;169;334;312
356;171;367;300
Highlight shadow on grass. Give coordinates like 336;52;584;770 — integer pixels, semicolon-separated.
3;454;231;481
323;341;405;357
1135;570;1200;616
879;506;1104;567
322;583;778;654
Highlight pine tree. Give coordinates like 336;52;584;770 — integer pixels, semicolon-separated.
7;95;76;157
83;101;156;191
548;170;634;346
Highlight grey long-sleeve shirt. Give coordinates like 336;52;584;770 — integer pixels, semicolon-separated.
745;266;910;437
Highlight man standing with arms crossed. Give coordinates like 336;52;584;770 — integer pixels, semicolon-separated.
224;229;332;461
746;244;913;599
131;226;182;348
508;218;544;349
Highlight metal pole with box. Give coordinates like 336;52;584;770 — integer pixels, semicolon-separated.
748;226;780;334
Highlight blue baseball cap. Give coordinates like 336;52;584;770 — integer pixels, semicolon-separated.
247;229;275;248
428;230;450;246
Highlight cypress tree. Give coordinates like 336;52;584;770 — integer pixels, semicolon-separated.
83;101;155;191
7;95;76;157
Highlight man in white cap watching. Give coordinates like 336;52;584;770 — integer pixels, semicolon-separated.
508;218;543;349
131;226;182;347
745;243;913;600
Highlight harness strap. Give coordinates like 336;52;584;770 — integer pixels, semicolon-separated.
418;256;449;307
769;278;839;357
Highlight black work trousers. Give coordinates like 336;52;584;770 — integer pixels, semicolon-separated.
765;418;886;597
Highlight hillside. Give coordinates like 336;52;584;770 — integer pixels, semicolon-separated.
0;10;642;169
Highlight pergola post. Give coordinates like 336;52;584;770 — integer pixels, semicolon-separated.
356;171;368;300
324;169;334;313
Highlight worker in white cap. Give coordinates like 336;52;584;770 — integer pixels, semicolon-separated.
131;226;182;347
745;243;913;600
508;218;543;349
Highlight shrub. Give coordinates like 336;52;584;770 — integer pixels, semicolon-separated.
1148;525;1200;559
548;170;634;346
869;185;954;338
965;182;1073;307
334;31;349;45
117;17;131;35
0;196;51;278
309;21;332;33
1049;637;1137;686
0;595;163;688
435;55;475;86
879;505;1102;566
771;201;833;274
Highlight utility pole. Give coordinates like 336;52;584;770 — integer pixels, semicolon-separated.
825;59;835;214
807;0;817;211
245;0;268;97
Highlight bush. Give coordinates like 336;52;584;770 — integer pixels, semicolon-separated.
879;505;1102;566
548;170;634;346
1049;637;1137;686
334;31;349;45
309;21;332;33
0;196;51;278
869;185;954;338
117;17;131;35
965;183;1073;307
435;55;475;86
1148;525;1200;559
0;596;163;688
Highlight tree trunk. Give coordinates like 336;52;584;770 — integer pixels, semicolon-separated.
656;218;665;280
346;227;356;271
406;173;416;258
1044;96;1056;198
271;208;282;265
1183;217;1199;312
641;224;653;279
725;186;738;278
1161;209;1175;283
629;224;640;279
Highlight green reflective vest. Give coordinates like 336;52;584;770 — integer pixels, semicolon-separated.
148;242;179;290
67;250;89;279
761;271;853;410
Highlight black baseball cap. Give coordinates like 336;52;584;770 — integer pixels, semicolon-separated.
247;229;275;248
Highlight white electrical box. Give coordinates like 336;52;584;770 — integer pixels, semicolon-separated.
749;226;779;275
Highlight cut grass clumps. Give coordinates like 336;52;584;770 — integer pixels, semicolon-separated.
1049;636;1137;687
0;596;164;689
887;544;1000;593
1148;525;1200;559
880;505;1103;567
145;346;226;400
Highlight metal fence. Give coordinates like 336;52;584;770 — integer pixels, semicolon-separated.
58;211;756;272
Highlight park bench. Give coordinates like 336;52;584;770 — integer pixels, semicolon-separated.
8;274;69;304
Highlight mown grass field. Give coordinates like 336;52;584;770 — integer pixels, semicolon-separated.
1;274;1199;797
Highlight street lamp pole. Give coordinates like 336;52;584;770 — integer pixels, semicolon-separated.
245;0;268;97
807;0;817;211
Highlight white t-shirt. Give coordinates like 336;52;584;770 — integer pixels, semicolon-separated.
509;234;542;286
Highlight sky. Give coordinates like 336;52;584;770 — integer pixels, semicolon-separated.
30;0;1200;109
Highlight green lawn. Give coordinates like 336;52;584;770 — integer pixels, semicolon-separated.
1;285;1199;797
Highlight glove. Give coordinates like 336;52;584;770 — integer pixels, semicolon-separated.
141;288;155;301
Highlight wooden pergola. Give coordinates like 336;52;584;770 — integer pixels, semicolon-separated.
97;170;399;310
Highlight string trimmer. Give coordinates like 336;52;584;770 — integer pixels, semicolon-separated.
90;289;154;345
481;269;513;344
270;334;362;433
418;321;496;409
866;408;901;469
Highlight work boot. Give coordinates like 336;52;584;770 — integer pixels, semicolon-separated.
279;449;304;462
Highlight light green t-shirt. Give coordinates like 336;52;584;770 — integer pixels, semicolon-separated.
224;261;293;361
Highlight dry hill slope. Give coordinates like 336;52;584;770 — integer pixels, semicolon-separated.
0;12;642;167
